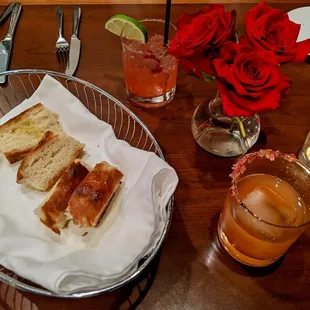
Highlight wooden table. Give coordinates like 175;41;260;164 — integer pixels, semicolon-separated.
5;1;310;5
1;3;310;310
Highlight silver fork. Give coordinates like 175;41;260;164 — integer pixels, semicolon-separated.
55;6;69;67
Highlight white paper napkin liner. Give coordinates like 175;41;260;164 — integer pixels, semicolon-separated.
0;75;178;293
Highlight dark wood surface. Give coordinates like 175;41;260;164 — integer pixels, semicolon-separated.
1;3;310;310
4;0;310;5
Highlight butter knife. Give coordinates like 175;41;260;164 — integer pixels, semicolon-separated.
0;2;16;26
0;2;22;84
66;7;81;76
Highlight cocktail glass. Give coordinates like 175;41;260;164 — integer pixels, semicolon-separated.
218;149;310;267
121;19;178;108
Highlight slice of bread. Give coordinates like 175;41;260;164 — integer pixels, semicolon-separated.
17;131;85;191
0;103;62;163
35;160;89;234
66;161;123;227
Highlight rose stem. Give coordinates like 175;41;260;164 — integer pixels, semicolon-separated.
236;117;246;138
235;31;239;44
232;33;247;146
229;119;235;133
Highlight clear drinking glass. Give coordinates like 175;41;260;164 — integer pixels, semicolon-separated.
121;19;178;108
218;149;310;267
298;131;310;167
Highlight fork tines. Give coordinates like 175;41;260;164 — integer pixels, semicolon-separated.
55;7;69;69
56;45;69;66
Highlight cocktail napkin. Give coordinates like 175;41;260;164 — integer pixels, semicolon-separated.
0;75;178;294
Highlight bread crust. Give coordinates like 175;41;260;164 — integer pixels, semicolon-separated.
38;160;89;234
0;103;61;163
17;131;85;191
67;161;123;227
5;147;36;164
0;103;43;131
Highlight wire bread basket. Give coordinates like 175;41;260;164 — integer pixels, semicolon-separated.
0;69;173;298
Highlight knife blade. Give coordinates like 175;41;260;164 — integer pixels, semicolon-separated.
0;2;22;84
66;7;81;76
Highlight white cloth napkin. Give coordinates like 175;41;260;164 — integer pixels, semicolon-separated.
0;75;178;294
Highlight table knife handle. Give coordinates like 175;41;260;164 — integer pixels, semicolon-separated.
56;6;64;38
0;2;15;26
7;2;22;38
73;7;81;37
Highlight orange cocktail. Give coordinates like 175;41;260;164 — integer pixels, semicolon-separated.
218;150;310;267
121;19;178;108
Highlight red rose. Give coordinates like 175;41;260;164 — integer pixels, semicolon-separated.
168;5;236;78
243;2;310;64
213;42;291;117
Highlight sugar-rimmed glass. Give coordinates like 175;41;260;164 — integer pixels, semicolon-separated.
218;149;310;267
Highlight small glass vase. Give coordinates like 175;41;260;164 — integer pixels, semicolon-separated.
191;93;261;157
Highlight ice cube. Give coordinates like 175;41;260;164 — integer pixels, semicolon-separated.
234;204;282;241
126;39;146;53
147;34;164;49
235;187;290;240
142;58;162;74
246;186;302;226
161;55;177;73
146;34;166;59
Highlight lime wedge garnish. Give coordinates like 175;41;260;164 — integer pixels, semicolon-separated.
105;14;148;43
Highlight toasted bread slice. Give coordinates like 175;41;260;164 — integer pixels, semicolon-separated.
67;161;123;227
35;160;89;234
0;103;62;163
17;131;85;191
